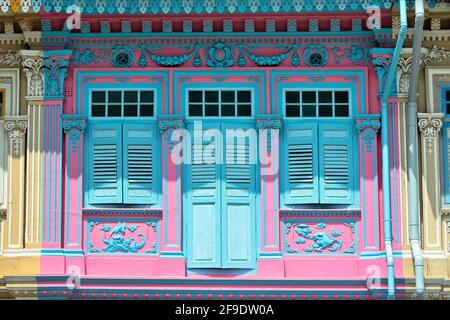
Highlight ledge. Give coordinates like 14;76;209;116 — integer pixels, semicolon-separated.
82;208;163;217
279;208;361;218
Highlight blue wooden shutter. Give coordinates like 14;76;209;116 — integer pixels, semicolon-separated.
123;123;156;204
284;122;319;204
318;123;354;204
221;123;256;268
443;124;450;203
186;123;221;268
88;123;123;204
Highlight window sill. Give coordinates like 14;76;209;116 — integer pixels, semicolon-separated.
82;207;163;217
279;208;361;218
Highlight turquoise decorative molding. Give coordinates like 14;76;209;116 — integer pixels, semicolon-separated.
73;49;107;67
206;43;234;68
110;45;135;68
158;116;185;146
371;55;397;96
303;44;328;67
256;115;282;130
355;114;381;153
44;57;69;98
62;115;87;152
330;46;370;66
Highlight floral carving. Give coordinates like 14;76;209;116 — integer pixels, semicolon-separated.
22;58;44;97
355;114;381;153
44;57;69;97
158;117;184;146
0;49;20;67
331;46;370;66
417;113;444;154
422;45;450;66
73;49;107;67
4;118;28;156
397;55;412;94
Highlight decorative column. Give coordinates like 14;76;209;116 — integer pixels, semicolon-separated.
61;116;87;271
158;115;185;275
3;117;28;251
20;50;44;249
417;113;447;266
40;50;70;273
255;115;284;276
355;115;381;253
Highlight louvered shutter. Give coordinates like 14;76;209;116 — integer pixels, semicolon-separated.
318;123;354;204
186;123;221;268
88;123;122;204
443;124;450;203
123;123;156;204
284;122;319;204
222;124;256;268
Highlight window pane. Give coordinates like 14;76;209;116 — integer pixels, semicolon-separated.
335;91;349;103
92;91;105;103
446;90;450;102
446;103;450;115
302;91;316;103
237;91;251;103
189;91;202;103
108;91;122;103
205;104;219;116
141;91;154;103
92;104;105;117
140;104;154;117
285;91;299;104
319;91;332;103
222;104;235;116
302;105;316;117
205;91;219;103
221;91;235;103
124;104;138;117
189;104;202;116
237;104;251;116
108;104;121;117
286;105;300;117
335;105;349;117
319;104;333;117
124;91;138;103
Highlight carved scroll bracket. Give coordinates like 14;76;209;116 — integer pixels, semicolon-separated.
417;113;444;155
4;116;28;156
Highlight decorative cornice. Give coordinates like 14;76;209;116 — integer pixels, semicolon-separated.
417;113;444;154
4;116;28;157
22;58;44;98
354;114;381;153
256;115;282;130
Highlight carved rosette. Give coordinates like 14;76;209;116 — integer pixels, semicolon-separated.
4;118;28;156
417;113;444;155
44;57;69;98
354;115;381;153
62;116;87;152
158;117;185;147
22;58;44;97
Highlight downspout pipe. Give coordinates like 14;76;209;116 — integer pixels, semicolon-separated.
380;0;407;299
407;0;425;297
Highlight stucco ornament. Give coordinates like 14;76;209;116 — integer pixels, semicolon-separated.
22;58;44;97
4;118;28;156
422;45;450;65
397;54;413;94
158;117;185;146
417;113;444;155
355;114;381;153
44;58;69;97
0;49;21;67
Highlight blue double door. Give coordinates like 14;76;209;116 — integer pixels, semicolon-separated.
186;122;257;269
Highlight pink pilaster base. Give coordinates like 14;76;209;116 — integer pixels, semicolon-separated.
257;258;285;277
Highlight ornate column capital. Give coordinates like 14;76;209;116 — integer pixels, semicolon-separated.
20;52;44;100
62;115;87;138
4;116;28;156
354;114;381;153
44;50;72;99
370;49;396;97
255;115;282;129
158;116;185;145
417;113;444;154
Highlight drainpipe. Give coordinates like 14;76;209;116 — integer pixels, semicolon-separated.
380;0;407;299
407;0;425;297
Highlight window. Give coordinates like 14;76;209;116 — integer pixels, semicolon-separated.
0;89;4;117
87;90;157;205
91;90;154;118
188;90;252;117
442;88;450;203
285;90;350;118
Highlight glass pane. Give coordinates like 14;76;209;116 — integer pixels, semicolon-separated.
237;91;251;103
302;91;316;104
92;91;105;103
189;104;202;116
189;91;202;103
446;90;450;102
302;104;316;117
286;105;300;117
319;104;333;117
124;91;138;103
285;91;299;104
222;104;235;116
108;91;122;103
319;91;332;103
205;104;219;116
237;104;251;116
124;104;138;117
446;103;450;115
92;104;105;117
141;91;154;103
205;91;219;103
221;91;235;103
335;91;349;103
140;104;154;117
335;105;349;117
108;104;121;117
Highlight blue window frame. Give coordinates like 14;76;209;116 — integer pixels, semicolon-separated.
282;89;354;205
442;88;450;204
87;89;158;205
